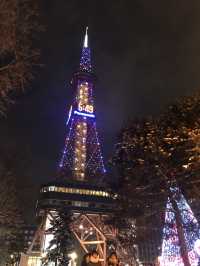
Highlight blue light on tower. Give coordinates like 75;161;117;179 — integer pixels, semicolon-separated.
74;110;95;118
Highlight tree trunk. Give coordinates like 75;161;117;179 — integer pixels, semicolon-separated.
170;196;191;266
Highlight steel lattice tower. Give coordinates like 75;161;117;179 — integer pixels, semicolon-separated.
20;28;128;266
59;27;106;183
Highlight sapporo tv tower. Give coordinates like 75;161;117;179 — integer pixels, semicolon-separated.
59;26;106;183
20;28;127;266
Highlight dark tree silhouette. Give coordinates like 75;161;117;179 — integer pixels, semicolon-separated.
112;93;200;266
43;209;74;266
0;0;42;114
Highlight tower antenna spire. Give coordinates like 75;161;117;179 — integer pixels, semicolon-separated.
79;26;92;72
84;26;89;48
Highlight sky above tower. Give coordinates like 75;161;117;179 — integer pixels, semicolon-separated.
0;0;200;204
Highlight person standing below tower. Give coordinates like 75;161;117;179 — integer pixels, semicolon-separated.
88;250;102;266
107;252;120;266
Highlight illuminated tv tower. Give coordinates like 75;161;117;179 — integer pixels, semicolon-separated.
22;28;120;266
59;26;106;182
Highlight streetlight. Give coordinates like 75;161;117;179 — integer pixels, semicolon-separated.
10;254;14;266
69;251;78;266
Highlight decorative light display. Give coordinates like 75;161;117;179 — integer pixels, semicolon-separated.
73;120;87;180
160;188;200;266
78;81;94;113
41;186;110;197
59;27;106;181
80;26;92;73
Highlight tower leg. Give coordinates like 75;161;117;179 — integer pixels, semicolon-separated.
72;213;109;265
20;212;136;266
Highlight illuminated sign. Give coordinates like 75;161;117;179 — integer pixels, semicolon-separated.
74;110;95;118
78;103;94;113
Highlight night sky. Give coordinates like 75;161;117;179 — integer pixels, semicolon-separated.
1;1;200;206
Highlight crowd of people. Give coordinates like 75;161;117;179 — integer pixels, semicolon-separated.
81;250;120;266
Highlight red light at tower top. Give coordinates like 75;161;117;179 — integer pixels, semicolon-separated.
59;28;106;182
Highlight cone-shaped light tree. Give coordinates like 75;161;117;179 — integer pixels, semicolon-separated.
160;188;200;266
